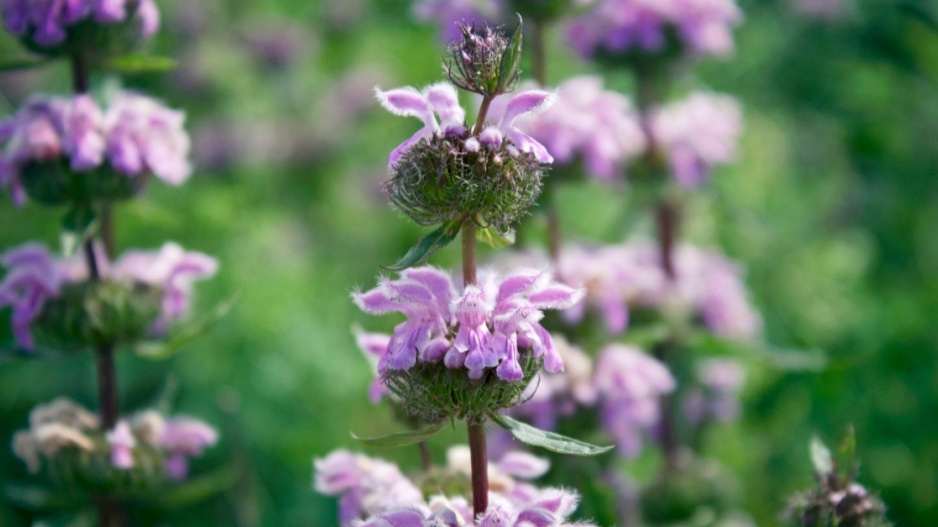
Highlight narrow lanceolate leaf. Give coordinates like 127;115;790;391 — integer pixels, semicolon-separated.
497;14;524;92
810;435;833;476
0;57;52;72
493;414;614;456
382;221;460;271
134;297;235;360
103;54;178;73
477;227;515;249
351;421;446;448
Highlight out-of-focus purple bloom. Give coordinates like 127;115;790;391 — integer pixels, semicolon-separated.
111;242;218;332
511;76;646;180
353;266;582;382
495;240;761;340
103;92;191;185
651;92;742;187
0;0;160;47
0;241;217;349
13;399;216;481
566;0;742;60
791;0;849;20
595;344;675;457
0;93;191;205
353;327;392;403
159;417;218;481
106;421;136;469
0;243;65;349
512;335;598;430
314;450;424;526
240;24;312;69
375;83;556;166
412;0;504;44
684;358;746;425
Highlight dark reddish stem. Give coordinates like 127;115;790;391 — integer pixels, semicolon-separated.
473;96;493;136
462;223;478;286
417;441;432;472
468;422;489;517
71;52;123;527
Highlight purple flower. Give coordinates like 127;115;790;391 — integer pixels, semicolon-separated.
0;243;65;349
111;242;218;332
594;344;675;457
566;0;742;60
105;421;136;469
684;358;746;424
651;92;742;187
511;76;646;180
0;0;160;47
412;0;504;44
314;450;424;526
376;83;556;166
352;327;393;403
159;417;218;481
354;266;582;382
0;93;191;206
103;92;192;185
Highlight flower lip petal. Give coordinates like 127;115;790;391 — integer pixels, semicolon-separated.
499;90;557;127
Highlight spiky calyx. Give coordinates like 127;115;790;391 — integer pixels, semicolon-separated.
33;280;163;352
387;134;544;235
382;355;542;425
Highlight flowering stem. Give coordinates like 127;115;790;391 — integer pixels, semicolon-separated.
417;441;433;472
467;422;489;517
462;223;477;286
633;65;682;471
71;51;123;526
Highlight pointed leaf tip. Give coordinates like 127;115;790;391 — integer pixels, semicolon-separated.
351;421;445;448
381;221;460;271
493;414;614;456
810;435;833;476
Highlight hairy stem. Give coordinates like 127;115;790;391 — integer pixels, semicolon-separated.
417;441;433;472
462;223;477;286
467;422;489;517
473;96;493;137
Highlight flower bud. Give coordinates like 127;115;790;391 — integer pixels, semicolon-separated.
445;19;522;97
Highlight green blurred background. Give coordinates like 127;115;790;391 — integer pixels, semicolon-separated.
0;0;936;525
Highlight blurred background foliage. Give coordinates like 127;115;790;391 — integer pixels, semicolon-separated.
0;0;936;525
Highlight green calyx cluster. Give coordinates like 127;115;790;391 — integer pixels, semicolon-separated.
382;355;542;425
446;18;522;97
386;134;544;236
22;159;149;206
33;280;163;352
34;440;170;494
20;10;151;60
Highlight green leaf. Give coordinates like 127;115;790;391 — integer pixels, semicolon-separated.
497;14;524;92
134;297;235;360
0;57;52;72
493;414;614;456
351;421;446;448
102;54;178;73
0;345;62;365
837;425;857;476
382;221;460;271
1;482;77;510
810;435;833;476
60;206;98;257
477;227;515;249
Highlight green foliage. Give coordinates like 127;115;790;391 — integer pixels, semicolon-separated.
382;220;460;270
492;414;614;456
351;421;445;447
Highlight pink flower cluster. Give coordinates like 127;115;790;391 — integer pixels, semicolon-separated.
566;0;742;59
652;92;742;188
353;266;583;382
375;82;556;167
315;447;592;527
1;0;159;47
683;358;746;425
509;340;675;458
0;242;217;349
13;398;217;481
505;76;646;181
0;93;191;206
500;240;761;340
